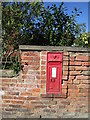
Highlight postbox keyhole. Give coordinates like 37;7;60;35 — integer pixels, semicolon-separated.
51;78;55;82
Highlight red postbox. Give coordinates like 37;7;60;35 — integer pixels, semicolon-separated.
46;52;63;94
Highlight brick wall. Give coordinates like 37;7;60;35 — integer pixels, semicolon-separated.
1;46;90;118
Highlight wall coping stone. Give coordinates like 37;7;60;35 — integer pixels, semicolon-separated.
0;70;15;78
19;45;90;52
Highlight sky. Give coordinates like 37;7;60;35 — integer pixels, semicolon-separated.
44;2;88;32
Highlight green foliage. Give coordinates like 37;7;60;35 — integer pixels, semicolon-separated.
73;32;90;47
2;2;88;73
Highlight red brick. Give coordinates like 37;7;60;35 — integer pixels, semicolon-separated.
63;81;68;85
40;84;45;88
69;66;75;71
10;100;24;104
5;108;17;111
32;88;40;92
41;75;46;79
76;75;89;80
22;52;39;57
6;92;19;95
63;56;68;60
33;57;40;61
63;66;68;71
79;89;88;93
75;66;88;71
69;76;75;80
62;84;68;89
81;80;89;84
41;66;46;70
70;71;81;75
70;61;82;65
21;92;31;96
68;84;78;89
82;62;90;66
41;61;46;65
2;95;13;99
76;55;89;61
63;61;68;65
64;52;69;56
78;84;89;89
41;94;51;98
14;96;26;100
41;56;46;60
41;71;46;75
68;79;73;84
70;56;75;61
63;71;68;76
41;51;47;55
62;88;67;94
41;80;46;84
36;75;40;79
62;75;68;80
2;79;11;83
34;65;40;70
29;61;40;65
21;56;33;61
73;79;80;84
35;105;47;108
27;97;39;100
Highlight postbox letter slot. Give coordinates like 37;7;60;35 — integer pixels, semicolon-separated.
52;67;56;78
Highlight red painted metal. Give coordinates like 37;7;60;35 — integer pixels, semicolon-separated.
46;52;63;94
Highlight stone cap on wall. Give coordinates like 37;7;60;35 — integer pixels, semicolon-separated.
0;70;15;78
19;45;90;52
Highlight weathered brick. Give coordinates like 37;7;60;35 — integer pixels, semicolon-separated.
76;55;89;61
2;49;89;118
27;97;39;100
41;70;46;75
68;84;78;89
21;92;31;96
32;88;40;92
75;66;89;71
41;61;46;65
64;52;69;56
62;88;67;94
82;62;90;66
41;56;46;60
63;71;68;76
41;76;46;80
61;101;70;105
73;79;80;84
70;61;82;66
35;105;47;109
41;66;46;70
63;61;68;66
2;95;13;99
70;71;81;75
62;75;68;80
69;66;75;71
63;56;68;60
2;79;11;83
21;56;33;61
63;66;68;71
76;75;89;80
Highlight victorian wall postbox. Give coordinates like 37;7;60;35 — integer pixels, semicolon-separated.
46;52;63;94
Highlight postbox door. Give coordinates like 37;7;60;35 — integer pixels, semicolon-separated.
49;66;60;92
47;52;63;94
47;65;61;93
